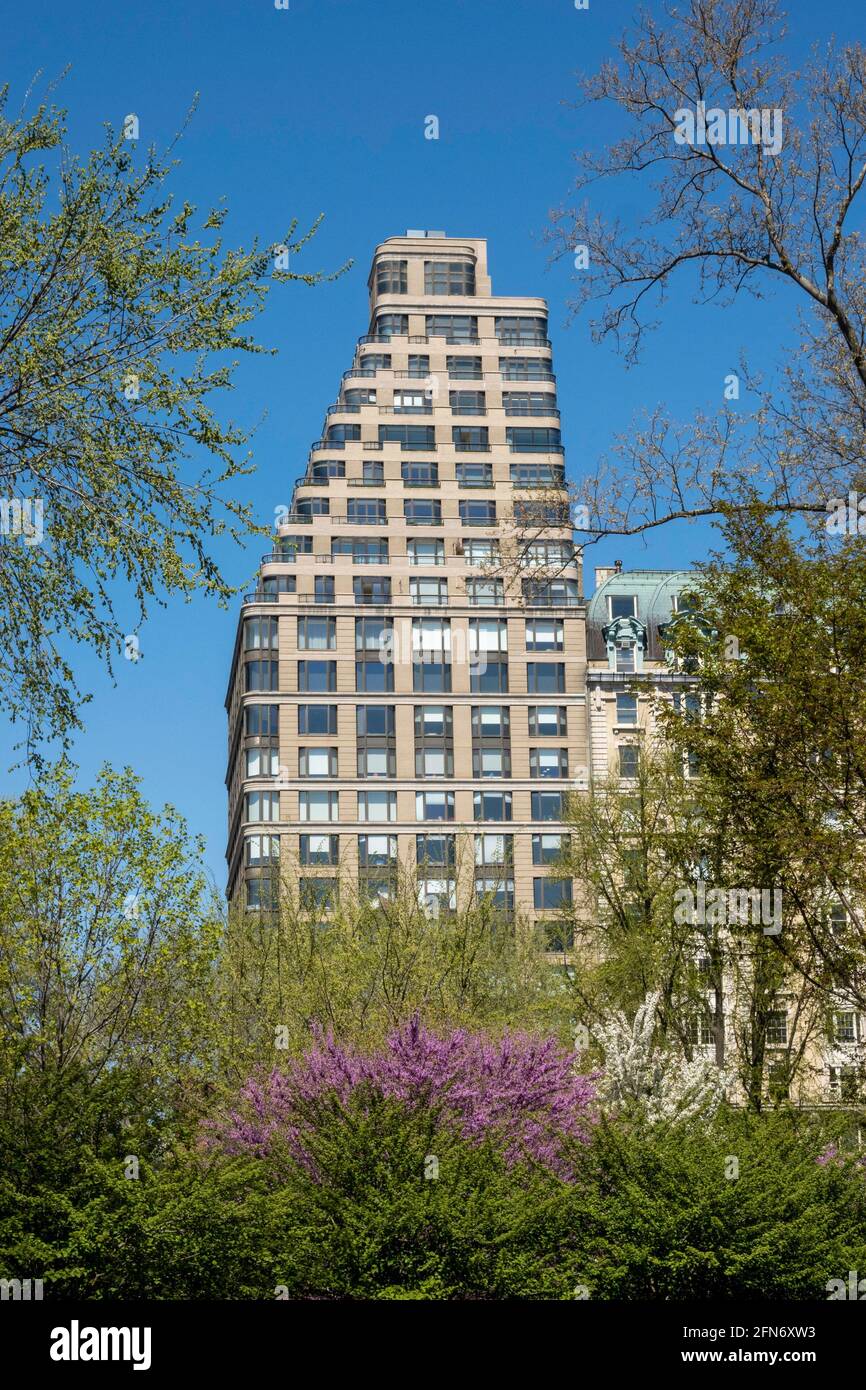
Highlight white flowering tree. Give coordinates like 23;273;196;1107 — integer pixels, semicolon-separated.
593;992;729;1124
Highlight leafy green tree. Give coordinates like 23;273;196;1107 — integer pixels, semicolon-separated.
0;761;221;1183
0;88;343;747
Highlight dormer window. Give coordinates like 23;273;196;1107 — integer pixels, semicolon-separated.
608;594;637;619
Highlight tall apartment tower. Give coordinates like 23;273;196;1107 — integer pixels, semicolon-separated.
225;232;586;937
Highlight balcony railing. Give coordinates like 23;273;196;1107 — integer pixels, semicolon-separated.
357;334;393;345
499;371;555;382
363;441;384;451
451;406;487;415
508;442;566;454
394;369;433;379
342;367;378;380
497;334;551;347
243;591;279;604
261;551;306;564
504;406;560;418
384;405;433;415
327;402;363;413
311;440;346;451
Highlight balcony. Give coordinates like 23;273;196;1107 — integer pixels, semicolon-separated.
261;551;304;564
279;512;315;524
394;369;433;379
508;442;565;454
342;367;379;381
327;402;363;413
383;405;433;415
243;591;279;605
497;334;551;347
311;440;345;452
357;334;393;345
451;406;487;415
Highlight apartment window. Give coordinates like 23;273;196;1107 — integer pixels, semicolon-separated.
452;426;489;452
426;314;477;343
525;619;564;651
475;833;513;868
765;1010;787;1046
530;747;568;779
311;459;346;480
475;876;515;911
469;619;507;655
353;576;392;605
616;694;638;726
342;388;376;407
459;499;496;525
376;313;408;337
522;579;579;607
245;745;279;776
529;706;567;737
245;833;280;866
531;791;564;821
246;875;278;912
244;790;280;822
507;427;562;453
362;460;384;484
539;919;574;952
410;577;448;606
448;355;482;379
450;390;485;414
619;745;640;779
404;499;442;526
299;834;338;866
358;790;397;822
299;878;338;911
471;658;508;694
245;659;278;693
407;354;430;377
525;540;575;568
514;498;571;529
413;618;451;692
313;576;335;605
401;460;438;486
358;353;391;371
510;462;565;487
376;259;407;294
332;537;388;564
471;706;511;778
473;792;512;822
244;617;278;651
609;594;637;619
686;1010;714;1048
416;790;455;821
393;389;432;413
418;878;457;913
416;833;455;869
415;705;454;777
500;356;552;380
299;747;337;778
357;704;396;777
464;539;500;566
495;315;547;344
470;619;508;694
347;498;386;525
294;496;330;520
358;834;398;867
830;1066;862;1103
466;579;504;606
298;790;338;822
297;617;336;650
275;535;313;561
532;833;564;865
527;662;566;695
326;423;360;443
615;640;635;674
424;260;476;295
456;462;492;488
407;538;445;566
502;392;557;416
297;660;337;693
834;1011;859;1044
261;574;296;598
379;424;435;449
355;654;393;694
298;705;337;735
533;878;573;910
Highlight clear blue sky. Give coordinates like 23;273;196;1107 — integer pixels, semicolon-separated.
0;0;857;889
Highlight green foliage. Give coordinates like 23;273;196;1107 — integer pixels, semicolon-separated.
0;86;346;747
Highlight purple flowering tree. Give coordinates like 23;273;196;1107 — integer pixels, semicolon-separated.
209;1018;596;1179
